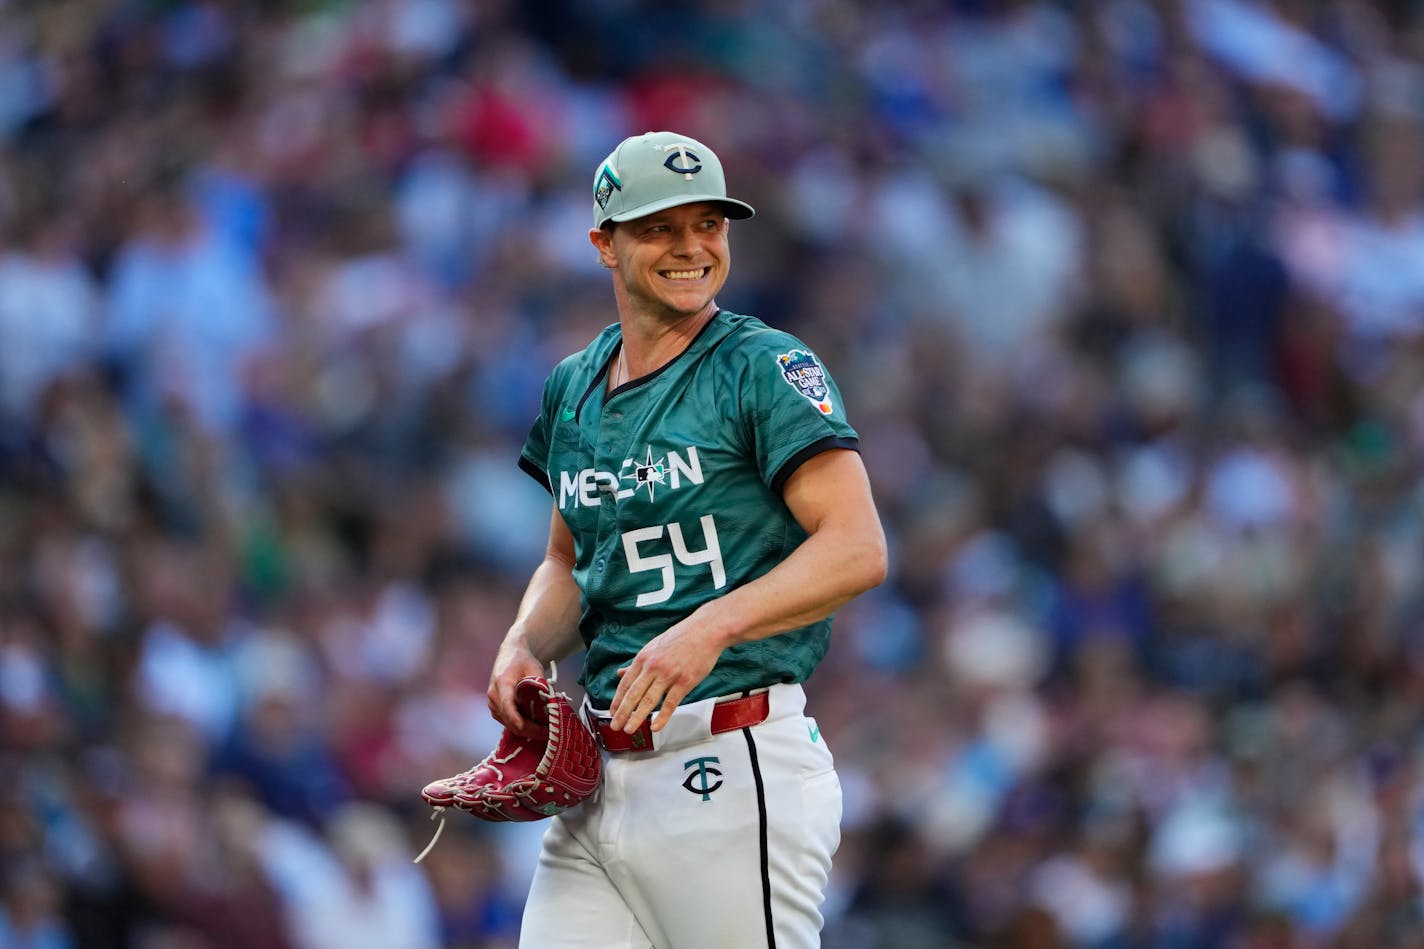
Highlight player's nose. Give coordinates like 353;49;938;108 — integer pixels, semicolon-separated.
670;225;704;256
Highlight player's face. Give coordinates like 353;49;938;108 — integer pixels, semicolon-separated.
593;202;731;320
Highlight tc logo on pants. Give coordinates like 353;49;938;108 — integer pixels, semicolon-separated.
682;757;723;801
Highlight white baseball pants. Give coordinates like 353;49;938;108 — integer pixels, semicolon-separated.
518;683;842;948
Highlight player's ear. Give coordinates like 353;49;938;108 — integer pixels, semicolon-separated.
589;226;617;269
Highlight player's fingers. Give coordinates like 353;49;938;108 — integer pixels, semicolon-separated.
609;664;633;714
610;668;649;731
622;684;665;734
650;683;691;733
490;683;534;737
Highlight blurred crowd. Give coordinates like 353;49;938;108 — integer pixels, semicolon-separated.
3;0;1424;946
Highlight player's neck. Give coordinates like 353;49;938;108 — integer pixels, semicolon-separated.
618;301;717;379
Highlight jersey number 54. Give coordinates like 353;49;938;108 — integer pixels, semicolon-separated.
621;515;727;607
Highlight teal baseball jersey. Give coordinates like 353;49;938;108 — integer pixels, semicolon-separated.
518;310;859;708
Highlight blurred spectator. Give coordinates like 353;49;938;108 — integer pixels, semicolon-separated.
0;857;72;949
104;174;277;435
258;801;440;949
0;210;99;424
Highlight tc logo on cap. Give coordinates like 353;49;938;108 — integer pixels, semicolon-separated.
661;143;702;179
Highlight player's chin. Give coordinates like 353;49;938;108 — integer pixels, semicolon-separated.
657;275;722;312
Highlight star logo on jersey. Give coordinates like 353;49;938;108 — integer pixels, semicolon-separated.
623;446;667;501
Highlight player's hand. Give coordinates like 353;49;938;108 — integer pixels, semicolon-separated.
609;618;726;735
488;643;548;739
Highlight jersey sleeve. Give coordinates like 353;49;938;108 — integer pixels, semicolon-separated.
518;381;555;494
516;324;621;496
737;333;859;493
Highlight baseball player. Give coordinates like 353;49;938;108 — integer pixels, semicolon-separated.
490;130;887;948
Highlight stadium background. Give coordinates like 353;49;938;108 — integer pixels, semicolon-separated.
3;0;1424;946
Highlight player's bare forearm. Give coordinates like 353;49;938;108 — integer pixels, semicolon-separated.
490;509;586;735
501;558;583;666
611;449;885;733
700;525;882;646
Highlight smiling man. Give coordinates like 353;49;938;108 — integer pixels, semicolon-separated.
472;131;886;948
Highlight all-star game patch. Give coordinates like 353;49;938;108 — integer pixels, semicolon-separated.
595;162;622;210
777;349;834;415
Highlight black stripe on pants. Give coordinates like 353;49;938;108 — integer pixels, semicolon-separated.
742;726;776;948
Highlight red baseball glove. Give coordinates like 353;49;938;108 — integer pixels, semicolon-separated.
420;675;602;823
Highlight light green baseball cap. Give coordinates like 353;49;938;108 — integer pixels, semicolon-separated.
592;131;756;228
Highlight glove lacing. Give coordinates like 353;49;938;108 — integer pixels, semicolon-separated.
414;662;560;865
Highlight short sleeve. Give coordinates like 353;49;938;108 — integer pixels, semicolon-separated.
514;324;620;496
740;335;859;493
518;387;554;494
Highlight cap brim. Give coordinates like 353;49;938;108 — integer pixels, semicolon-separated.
607;194;755;224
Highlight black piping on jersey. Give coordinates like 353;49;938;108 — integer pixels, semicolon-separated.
574;343;618;421
607;307;725;399
518;454;553;494
518;310;726;494
741;697;777;949
769;435;860;495
516;340;619;494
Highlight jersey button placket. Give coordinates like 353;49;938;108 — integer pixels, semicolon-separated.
591;389;628;597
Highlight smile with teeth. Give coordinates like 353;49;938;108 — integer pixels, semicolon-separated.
661;267;709;280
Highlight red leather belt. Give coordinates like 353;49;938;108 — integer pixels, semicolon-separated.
591;691;770;753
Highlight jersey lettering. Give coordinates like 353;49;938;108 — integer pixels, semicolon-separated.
666;446;703;488
560;469;597;508
621;515;726;607
558;446;704;509
559;468;620;508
